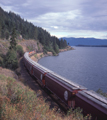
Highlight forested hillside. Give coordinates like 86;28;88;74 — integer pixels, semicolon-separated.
0;7;67;54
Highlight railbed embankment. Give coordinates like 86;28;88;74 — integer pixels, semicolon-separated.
31;46;74;62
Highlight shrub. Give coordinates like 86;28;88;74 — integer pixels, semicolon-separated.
0;74;90;120
34;54;38;59
43;49;47;54
27;45;34;51
37;42;40;50
4;49;18;70
38;45;40;50
43;45;57;55
53;44;59;54
16;45;24;57
40;54;43;58
0;55;3;66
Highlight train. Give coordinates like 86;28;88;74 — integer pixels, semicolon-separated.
23;51;107;120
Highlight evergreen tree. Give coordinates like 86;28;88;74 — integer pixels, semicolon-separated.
4;27;18;70
0;56;3;66
5;49;18;70
0;20;1;38
59;38;67;49
64;39;67;47
16;45;24;58
53;39;59;54
34;27;38;40
38;29;45;45
0;7;68;55
54;44;59;54
60;38;63;49
5;30;9;39
10;27;17;50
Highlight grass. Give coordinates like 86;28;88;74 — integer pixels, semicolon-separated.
0;74;91;120
40;54;43;58
27;45;34;51
34;54;38;59
37;42;40;51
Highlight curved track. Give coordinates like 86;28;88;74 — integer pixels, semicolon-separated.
22;52;107;120
20;58;68;113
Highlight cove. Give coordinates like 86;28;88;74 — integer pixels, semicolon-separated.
38;47;107;92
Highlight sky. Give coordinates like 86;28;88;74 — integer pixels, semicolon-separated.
0;0;107;39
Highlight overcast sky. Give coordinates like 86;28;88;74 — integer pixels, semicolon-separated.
0;0;107;39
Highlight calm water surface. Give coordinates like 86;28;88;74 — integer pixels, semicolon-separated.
38;47;107;92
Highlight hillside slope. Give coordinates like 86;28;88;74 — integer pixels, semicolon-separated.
0;7;68;54
0;59;90;120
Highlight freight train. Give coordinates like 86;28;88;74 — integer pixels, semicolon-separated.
23;51;107;120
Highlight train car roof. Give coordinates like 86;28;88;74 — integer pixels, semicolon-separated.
24;52;107;111
24;52;86;90
24;52;53;72
47;72;87;90
84;90;107;105
78;90;107;109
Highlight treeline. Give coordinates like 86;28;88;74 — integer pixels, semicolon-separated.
0;7;67;54
0;27;24;70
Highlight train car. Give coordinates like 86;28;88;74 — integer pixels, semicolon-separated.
24;52;52;86
32;64;52;87
75;90;107;120
23;52;35;72
45;72;86;108
24;52;85;107
23;52;107;119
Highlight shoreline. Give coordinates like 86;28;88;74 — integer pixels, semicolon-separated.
30;46;74;62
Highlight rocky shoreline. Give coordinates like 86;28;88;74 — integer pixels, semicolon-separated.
31;46;74;62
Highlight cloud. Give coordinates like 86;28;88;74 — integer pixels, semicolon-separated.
51;26;58;29
28;10;81;30
0;4;13;12
0;0;107;39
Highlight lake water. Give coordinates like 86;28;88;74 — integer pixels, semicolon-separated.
38;47;107;92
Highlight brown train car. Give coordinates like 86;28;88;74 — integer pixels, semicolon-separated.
75;90;107;120
32;65;50;86
23;52;37;73
25;60;32;72
23;52;107;119
23;52;33;71
45;72;86;107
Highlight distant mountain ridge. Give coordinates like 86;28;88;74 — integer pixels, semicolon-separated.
61;37;107;46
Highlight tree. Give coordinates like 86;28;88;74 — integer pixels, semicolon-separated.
4;27;18;70
0;56;3;66
59;38;67;49
60;38;63;49
10;27;17;50
0;6;68;55
5;30;9;40
53;39;59;54
34;27;38;40
54;44;59;54
64;39;67;47
5;49;18;70
16;45;24;58
38;29;45;45
0;20;1;38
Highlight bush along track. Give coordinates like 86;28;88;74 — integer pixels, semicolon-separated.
0;73;92;120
